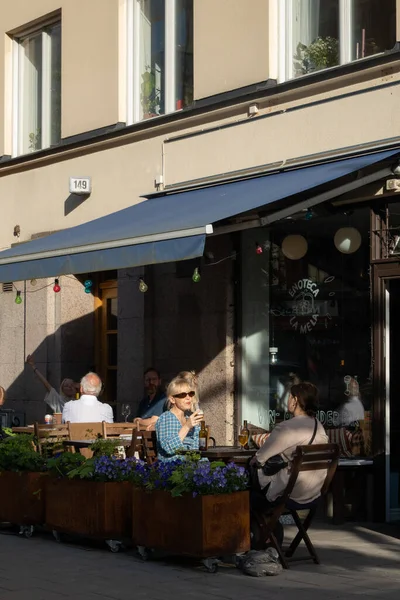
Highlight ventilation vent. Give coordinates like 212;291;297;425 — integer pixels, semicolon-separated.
2;282;13;293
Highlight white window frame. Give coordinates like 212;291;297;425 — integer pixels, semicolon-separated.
278;0;392;83
12;20;61;157
126;0;181;125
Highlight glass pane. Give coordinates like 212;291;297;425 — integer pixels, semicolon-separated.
107;334;118;366
350;0;396;61
175;0;193;109
139;0;165;119
20;33;42;153
291;0;339;77
106;297;118;330
49;23;62;145
389;280;400;519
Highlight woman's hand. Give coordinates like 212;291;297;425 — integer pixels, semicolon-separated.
26;354;35;368
187;410;203;430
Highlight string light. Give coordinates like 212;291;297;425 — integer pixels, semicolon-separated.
192;267;201;283
15;291;22;305
84;279;93;294
269;347;278;364
138;278;148;293
255;243;263;255
53;279;61;293
305;209;313;221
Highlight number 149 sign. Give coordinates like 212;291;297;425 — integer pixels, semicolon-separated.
69;177;92;195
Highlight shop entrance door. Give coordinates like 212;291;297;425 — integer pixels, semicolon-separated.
384;278;400;522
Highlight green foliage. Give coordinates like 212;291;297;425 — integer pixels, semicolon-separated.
294;37;339;76
141;71;160;115
90;438;121;458
2;428;15;437
0;435;46;472
47;452;86;478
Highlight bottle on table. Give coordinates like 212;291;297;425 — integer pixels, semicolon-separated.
238;420;250;449
199;420;208;450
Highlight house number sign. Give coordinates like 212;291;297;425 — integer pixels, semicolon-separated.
69;177;92;195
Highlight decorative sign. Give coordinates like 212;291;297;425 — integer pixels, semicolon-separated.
288;278;320;333
69;177;91;195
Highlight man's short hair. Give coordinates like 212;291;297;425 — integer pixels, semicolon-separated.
144;367;160;379
81;372;102;396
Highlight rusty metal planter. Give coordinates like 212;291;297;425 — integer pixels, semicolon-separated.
45;479;132;539
0;471;46;525
132;488;250;557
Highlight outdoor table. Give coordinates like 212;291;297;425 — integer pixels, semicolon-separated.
331;458;374;524
200;446;255;464
63;438;132;450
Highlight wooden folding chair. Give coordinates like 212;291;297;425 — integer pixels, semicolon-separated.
33;422;70;455
67;422;104;458
251;443;339;569
126;423;158;464
102;422;134;439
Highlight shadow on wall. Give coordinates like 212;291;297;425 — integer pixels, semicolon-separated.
3;311;95;425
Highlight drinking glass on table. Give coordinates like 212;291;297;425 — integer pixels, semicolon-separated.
238;425;249;449
121;404;131;422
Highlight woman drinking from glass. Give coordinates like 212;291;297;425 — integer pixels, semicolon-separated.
155;375;203;461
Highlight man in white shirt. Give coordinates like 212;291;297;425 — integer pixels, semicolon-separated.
62;372;113;423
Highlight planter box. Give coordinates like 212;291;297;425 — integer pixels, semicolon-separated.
45;479;132;539
0;471;46;525
132;488;250;557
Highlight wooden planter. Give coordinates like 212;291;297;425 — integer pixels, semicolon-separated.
0;471;46;525
132;488;250;557
45;479;132;539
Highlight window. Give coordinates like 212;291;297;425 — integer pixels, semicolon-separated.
13;21;61;155
279;0;396;81
127;0;193;123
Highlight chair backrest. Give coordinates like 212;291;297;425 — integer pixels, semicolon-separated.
281;443;340;504
67;422;104;440
33;422;70;454
127;424;157;464
102;422;134;438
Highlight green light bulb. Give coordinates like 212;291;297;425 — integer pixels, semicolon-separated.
15;291;22;304
138;278;148;293
192;267;201;283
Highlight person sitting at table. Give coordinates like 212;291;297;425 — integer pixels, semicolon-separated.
62;372;113;423
26;354;77;414
133;367;167;431
250;382;328;506
155;375;203;461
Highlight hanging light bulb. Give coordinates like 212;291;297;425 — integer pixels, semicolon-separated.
84;279;93;294
192;267;201;283
255;242;263;255
269;347;278;365
15;291;22;305
30;279;37;286
305;208;313;221
53;279;61;293
138;278;148;293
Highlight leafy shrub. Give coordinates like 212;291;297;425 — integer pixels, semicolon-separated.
0;435;46;472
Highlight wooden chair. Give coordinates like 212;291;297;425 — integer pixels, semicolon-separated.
67;422;104;458
127;424;157;464
102;422;134;439
251;443;339;569
33;422;70;455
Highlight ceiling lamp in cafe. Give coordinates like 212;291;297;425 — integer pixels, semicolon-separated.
281;235;308;260
333;227;362;254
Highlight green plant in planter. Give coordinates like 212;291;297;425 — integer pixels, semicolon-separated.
294;36;339;76
47;452;86;478
0;435;46;472
141;71;160;116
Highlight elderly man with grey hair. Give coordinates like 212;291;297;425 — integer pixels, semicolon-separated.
62;372;113;423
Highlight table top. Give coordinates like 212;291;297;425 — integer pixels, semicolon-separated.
338;458;373;467
200;446;256;459
63;438;132;449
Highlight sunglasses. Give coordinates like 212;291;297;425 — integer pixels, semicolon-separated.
173;391;196;399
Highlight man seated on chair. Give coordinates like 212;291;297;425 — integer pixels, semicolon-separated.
62;372;113;423
133;368;167;431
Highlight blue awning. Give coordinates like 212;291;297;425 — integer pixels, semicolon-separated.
0;148;397;282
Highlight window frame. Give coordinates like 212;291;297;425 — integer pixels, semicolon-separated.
126;0;190;125
278;0;395;83
12;18;61;157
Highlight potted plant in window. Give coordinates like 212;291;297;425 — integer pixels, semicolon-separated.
141;71;160;119
45;440;146;551
0;434;47;535
293;36;339;76
132;455;250;569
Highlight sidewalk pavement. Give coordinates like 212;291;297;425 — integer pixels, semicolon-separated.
0;522;400;600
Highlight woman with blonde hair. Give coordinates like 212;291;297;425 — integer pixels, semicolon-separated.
26;354;77;413
155;375;203;461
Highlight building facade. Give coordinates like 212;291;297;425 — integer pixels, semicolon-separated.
0;0;400;520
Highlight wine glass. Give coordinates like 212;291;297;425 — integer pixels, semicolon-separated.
238;425;249;449
121;404;131;422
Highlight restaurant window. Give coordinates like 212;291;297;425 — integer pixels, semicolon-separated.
13;20;61;156
279;0;396;82
127;0;193;123
240;206;372;456
99;283;118;410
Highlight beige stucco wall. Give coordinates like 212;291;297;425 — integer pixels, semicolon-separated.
194;0;270;99
0;0;120;155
